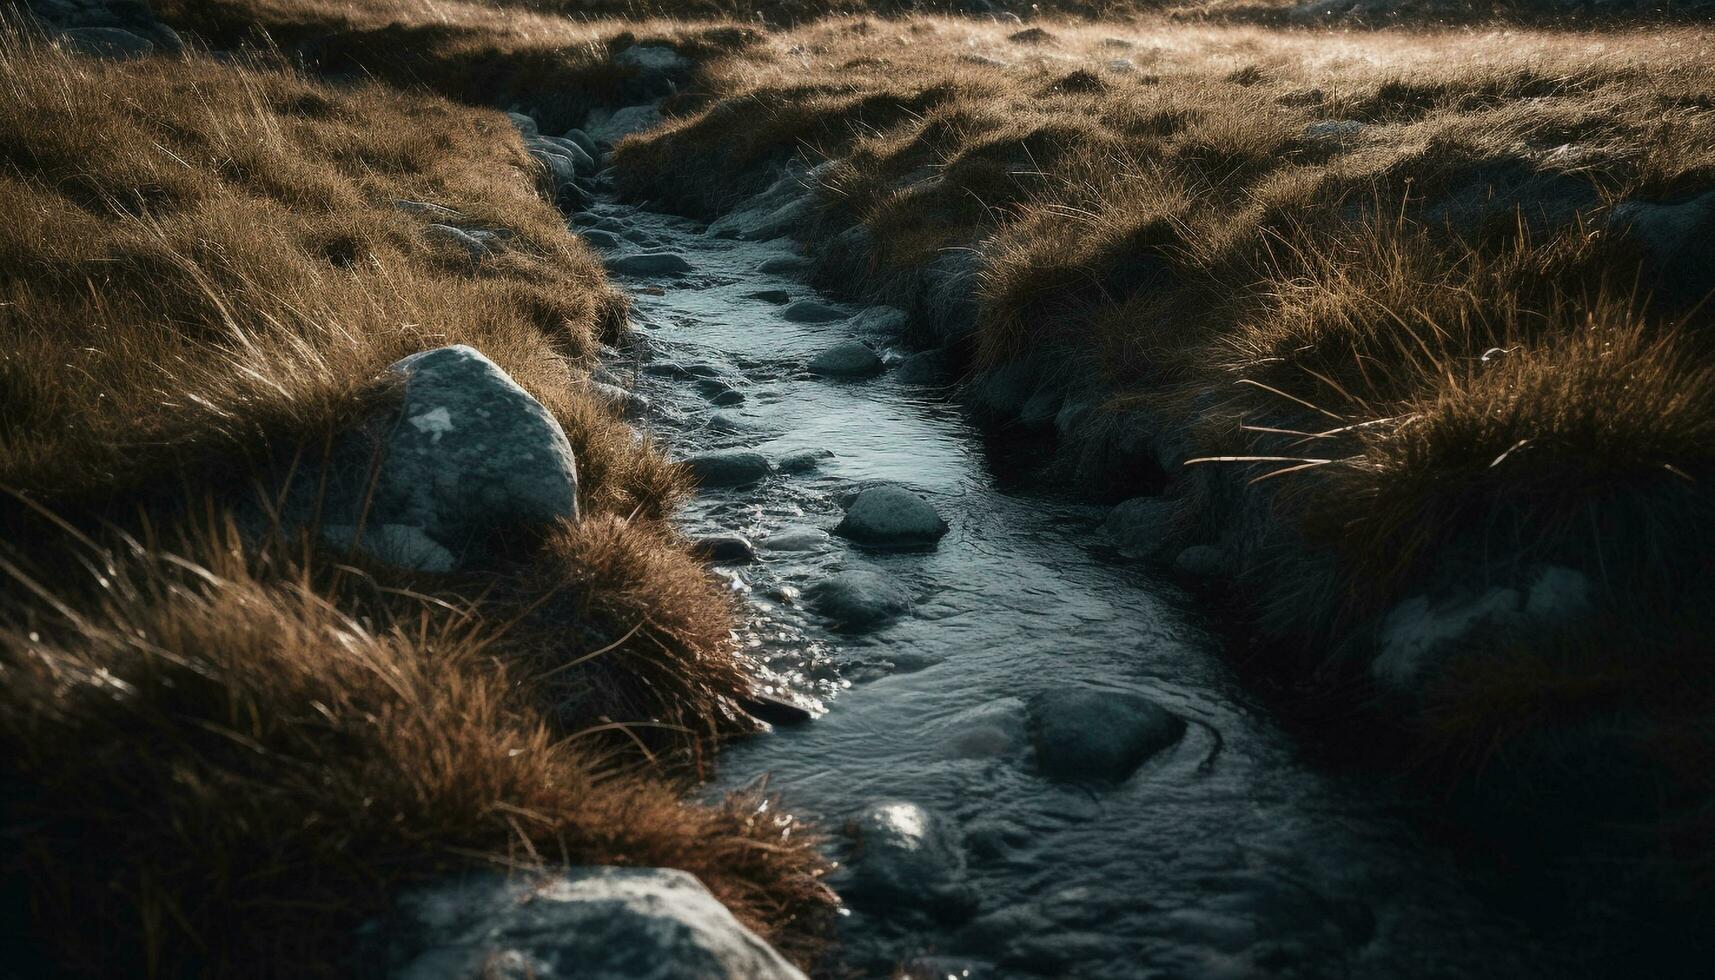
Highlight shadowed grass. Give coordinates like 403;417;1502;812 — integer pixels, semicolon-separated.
0;23;832;977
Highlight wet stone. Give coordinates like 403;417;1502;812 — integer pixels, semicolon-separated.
776;447;834;473
578;228;624;250
894;349;951;385
808;570;913;630
845;801;976;919
762;526;831;552
697;378;745;406
605;251;691;276
836;485;948;547
758;255;811;274
780;299;846;323
1028;686;1185;783
808;340;884;378
692;534;756;565
743;289;792;304
683;450;771;488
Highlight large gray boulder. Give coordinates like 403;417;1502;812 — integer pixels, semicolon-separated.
302;345;579;570
835;485;948;547
384;868;806;980
1028;686;1185;783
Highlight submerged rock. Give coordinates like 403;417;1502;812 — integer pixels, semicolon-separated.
845;802;975;918
762;526;831;552
939;697;1029;760
780;299;846;323
606;251;692;276
1028;686;1185;783
384;868;806;980
744;289;792;304
808;340;884;378
836;485;948;547
776;447;834;473
809;570;913;629
297;346;579;571
683;450;772;488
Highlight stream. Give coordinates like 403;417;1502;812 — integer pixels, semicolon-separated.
582;194;1594;979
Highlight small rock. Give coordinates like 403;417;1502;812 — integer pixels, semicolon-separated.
579;228;624;250
320;523;455;573
846;801;974;917
1028;686;1185;783
1372;589;1521;693
761;526;830;552
1104;496;1176;557
1305;119;1363;143
561;128;599;161
738;691;814;726
384;868;806;980
589;381;649;418
616;43;692;76
606;251;692;276
808;570;913;629
697;378;745;406
894;349;951;385
744;289;792;304
505;111;538;136
703;411;750;433
836;485;948;547
780;299;846;323
808;340;884;378
1173;545;1231;580
586;104;663;144
683;450;772;488
692;534;756;565
850;305;909;337
758;255;811;274
529;134;595;173
776;447;834;473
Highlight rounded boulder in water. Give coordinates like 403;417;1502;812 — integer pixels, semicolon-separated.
683;450;772;488
836;484;948;547
605;251;692;276
845;801;976;919
809;340;884;378
808;570;912;630
1028;686;1185;783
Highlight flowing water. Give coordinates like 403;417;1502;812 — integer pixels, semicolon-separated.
585;195;1594;979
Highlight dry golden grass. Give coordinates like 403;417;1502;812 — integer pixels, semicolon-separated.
0;23;832;976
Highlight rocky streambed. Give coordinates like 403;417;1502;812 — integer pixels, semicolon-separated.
570;173;1617;977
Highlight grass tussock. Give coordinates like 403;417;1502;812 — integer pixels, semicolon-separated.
605;11;1715;871
0;23;831;976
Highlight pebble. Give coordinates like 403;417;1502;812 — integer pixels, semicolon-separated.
808;570;913;630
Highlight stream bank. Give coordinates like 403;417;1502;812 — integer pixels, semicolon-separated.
563;126;1645;976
